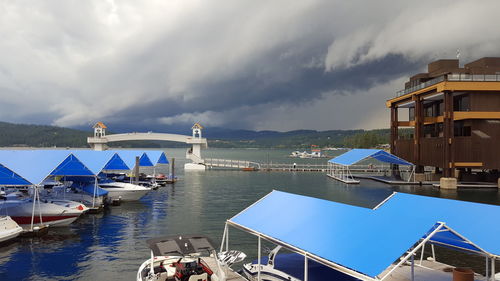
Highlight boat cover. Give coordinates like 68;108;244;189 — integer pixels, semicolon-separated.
0;164;31;186
229;190;500;278
146;235;215;256
328;149;412;166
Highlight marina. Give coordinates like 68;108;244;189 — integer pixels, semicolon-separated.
1;148;499;280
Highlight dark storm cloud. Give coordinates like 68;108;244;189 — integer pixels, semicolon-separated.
1;0;500;131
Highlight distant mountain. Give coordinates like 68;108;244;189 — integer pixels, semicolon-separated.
0;121;391;149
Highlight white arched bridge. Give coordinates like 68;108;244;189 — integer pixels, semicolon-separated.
87;123;208;170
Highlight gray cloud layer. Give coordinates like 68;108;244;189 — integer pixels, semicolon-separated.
1;0;499;132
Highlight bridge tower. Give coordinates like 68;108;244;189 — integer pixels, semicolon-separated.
184;123;206;170
91;122;108;151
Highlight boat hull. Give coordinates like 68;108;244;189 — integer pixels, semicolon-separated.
1;199;82;227
100;182;150;201
0;216;23;243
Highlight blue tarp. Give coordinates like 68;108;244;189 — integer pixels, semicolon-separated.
107;150;163;169
70;150;116;174
139;153;154;167
103;153;130;170
156;152;169;164
229;191;500;278
50;154;95;177
0;164;32;186
0;149;165;185
0;150;93;184
328;149;413;166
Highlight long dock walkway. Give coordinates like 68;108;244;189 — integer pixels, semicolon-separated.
204;158;404;173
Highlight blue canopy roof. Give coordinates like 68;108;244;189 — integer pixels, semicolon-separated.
103;153;130;170
156;152;169;164
0;164;32;186
328;149;413;166
106;150;163;169
229;191;500;279
0;150;95;185
139;153;154;167
49;154;95;177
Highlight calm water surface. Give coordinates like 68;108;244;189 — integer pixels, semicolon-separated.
1;148;499;280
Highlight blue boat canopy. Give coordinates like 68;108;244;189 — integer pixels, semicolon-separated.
156;152;169;164
108;150;163;169
328;149;413;166
50;154;95;178
103;153;130;170
227;191;500;280
139;153;154;167
0;164;32;186
0;150;95;184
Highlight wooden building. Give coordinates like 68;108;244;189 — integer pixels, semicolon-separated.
386;57;500;181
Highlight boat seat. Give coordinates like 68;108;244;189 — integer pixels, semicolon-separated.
187;272;208;281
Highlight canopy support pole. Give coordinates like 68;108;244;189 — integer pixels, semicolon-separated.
220;223;227;252
37;186;43;225
408;165;415;182
380;222;445;281
491;257;495;281
411;254;415;281
258;235;261;281
431;244;436;261
486;256;489;281
226;226;229;252
304;253;308;281
93;177;97;208
419;242;425;265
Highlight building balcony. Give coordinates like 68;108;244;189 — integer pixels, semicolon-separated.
395;73;500;98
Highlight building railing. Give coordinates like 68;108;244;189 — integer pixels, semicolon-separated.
395;73;500;97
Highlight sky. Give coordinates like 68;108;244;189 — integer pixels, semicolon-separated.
1;0;500;133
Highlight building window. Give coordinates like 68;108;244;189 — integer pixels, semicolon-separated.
424;105;433;117
424;124;441;138
436;102;444;116
454;94;470;111
409;107;415;121
454;121;471;136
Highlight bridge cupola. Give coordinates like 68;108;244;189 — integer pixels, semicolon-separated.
93;122;107;138
192;122;203;138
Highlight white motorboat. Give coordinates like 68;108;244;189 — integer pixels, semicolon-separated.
43;199;89;214
0;216;23;243
99;181;151;202
42;181;108;208
136;235;246;281
0;192;82;227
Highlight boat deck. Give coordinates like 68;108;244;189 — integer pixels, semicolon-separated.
381;260;487;281
204;258;247;281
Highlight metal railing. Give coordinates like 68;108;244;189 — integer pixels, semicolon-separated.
395;73;500;97
204;158;261;169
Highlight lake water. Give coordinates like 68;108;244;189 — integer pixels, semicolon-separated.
1;148;499;280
